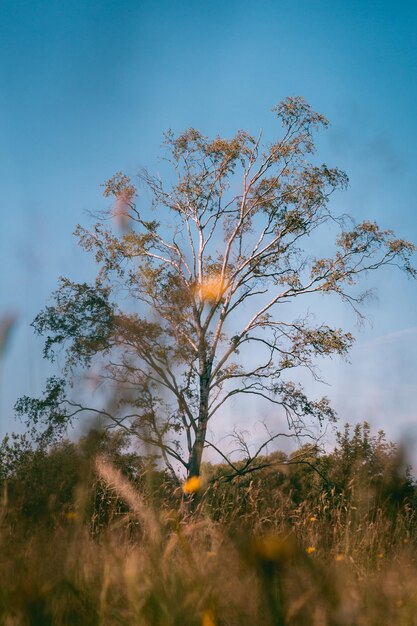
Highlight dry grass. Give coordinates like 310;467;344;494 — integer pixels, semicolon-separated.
1;447;417;626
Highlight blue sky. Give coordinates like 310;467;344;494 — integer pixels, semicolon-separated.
1;0;416;451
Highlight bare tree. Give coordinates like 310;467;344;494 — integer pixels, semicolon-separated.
16;97;416;482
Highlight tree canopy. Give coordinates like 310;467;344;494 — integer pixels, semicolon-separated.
16;96;416;481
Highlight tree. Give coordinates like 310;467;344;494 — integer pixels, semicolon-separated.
16;97;416;482
326;422;415;505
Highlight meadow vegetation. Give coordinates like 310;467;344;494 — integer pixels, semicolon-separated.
0;422;416;626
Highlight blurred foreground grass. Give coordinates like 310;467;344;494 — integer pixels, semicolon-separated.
1;424;417;625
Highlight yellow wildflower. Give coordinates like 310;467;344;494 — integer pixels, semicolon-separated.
306;546;316;554
182;475;201;494
198;276;225;302
309;515;317;522
253;534;294;562
201;609;216;626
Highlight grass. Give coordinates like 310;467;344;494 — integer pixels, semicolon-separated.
1;427;417;625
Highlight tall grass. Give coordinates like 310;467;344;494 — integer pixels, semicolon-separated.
0;428;416;625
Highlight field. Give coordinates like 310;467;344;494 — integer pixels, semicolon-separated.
0;424;416;626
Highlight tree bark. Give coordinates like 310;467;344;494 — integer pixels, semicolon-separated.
187;359;212;478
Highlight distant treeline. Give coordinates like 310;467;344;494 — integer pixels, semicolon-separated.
0;422;414;535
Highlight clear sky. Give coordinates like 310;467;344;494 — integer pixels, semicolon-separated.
1;0;416;452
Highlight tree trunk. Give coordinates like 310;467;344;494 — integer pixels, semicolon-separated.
187;359;212;479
